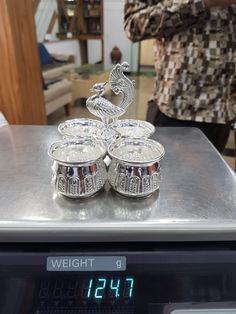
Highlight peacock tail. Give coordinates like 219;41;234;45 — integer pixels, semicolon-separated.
109;62;135;111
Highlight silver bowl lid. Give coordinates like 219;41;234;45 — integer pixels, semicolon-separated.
110;119;155;138
49;138;106;165
108;137;165;165
58;118;105;138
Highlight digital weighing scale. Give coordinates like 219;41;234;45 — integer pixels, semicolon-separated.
0;126;235;314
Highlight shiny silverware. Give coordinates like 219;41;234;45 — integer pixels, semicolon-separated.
110;119;155;138
108;138;165;198
58;118;105;139
49;138;107;198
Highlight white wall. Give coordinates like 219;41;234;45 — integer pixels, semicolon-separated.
103;0;139;72
88;40;102;64
45;40;81;66
45;39;102;66
35;0;58;42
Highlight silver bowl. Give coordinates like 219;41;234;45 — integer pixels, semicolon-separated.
110;119;155;138
107;138;165;198
48;138;107;198
58;118;105;139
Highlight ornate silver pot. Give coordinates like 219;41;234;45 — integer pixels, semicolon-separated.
48;139;107;198
58;118;105;139
107;138;165;198
110;119;155;138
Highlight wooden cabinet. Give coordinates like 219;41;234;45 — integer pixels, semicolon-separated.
78;0;103;36
57;0;104;64
57;0;79;39
78;0;104;64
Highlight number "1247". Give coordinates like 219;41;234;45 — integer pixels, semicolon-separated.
87;277;134;299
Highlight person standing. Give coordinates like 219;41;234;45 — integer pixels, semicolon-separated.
124;0;236;152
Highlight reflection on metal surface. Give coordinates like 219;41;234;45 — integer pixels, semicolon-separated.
53;188;106;221
110;190;158;221
52;185;157;222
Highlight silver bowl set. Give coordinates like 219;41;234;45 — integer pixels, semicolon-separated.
48;118;164;198
48;62;165;199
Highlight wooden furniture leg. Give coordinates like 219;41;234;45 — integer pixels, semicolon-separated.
64;104;70;116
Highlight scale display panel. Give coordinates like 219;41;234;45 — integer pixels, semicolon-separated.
0;247;236;313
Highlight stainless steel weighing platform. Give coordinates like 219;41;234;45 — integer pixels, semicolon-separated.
0;125;235;242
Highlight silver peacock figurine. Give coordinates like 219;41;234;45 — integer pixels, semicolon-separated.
86;62;135;125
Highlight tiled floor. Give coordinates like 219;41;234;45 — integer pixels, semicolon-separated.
48;75;235;171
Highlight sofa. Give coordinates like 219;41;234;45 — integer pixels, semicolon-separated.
39;43;76;80
44;79;72;116
38;43;75;116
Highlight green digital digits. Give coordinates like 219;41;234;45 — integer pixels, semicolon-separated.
94;278;106;299
86;277;134;300
110;279;120;298
125;278;134;298
87;279;93;298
